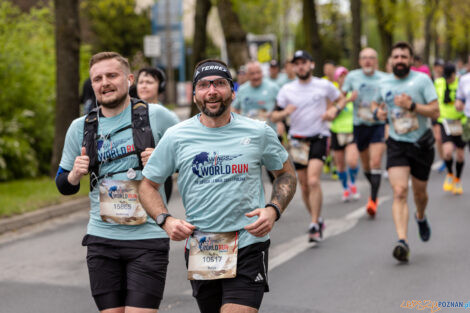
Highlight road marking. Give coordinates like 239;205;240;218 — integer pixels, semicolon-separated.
269;196;391;270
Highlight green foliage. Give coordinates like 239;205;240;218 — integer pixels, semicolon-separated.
0;1;56;180
0;1;91;181
0;176;89;217
81;0;151;59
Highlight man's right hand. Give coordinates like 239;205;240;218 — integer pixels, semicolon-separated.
68;147;90;185
162;216;196;241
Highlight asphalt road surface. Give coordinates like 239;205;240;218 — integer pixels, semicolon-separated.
1;157;469;313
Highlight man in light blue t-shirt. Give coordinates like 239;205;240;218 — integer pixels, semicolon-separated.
372;42;439;263
139;59;297;313
342;48;387;217
232;61;280;131
55;52;179;311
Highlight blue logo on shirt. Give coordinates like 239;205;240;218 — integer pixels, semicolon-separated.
191;152;245;178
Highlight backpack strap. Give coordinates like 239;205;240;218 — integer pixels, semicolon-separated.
131;98;155;169
82;107;100;191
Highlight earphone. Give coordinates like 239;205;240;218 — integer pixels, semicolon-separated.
128;80;131;88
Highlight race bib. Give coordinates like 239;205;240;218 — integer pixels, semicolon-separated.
443;119;463;136
99;179;147;225
247;109;268;122
391;108;419;135
337;133;354;146
288;139;310;165
188;231;238;280
357;102;375;122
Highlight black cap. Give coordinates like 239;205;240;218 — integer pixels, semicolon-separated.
443;63;456;79
269;59;280;67
292;50;313;62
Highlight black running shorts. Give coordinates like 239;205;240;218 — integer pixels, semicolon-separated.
185;240;270;312
386;137;435;181
293;136;328;170
82;235;170;310
439;123;466;148
353;124;385;152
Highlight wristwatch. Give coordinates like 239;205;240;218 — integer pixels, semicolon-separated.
156;213;172;227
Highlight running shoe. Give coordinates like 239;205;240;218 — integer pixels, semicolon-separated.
366;197;377;217
438;161;446;173
415;214;431;242
308;224;322;243
443;174;454;192
349;184;360;200
393;240;410;262
318;217;325;233
453;179;463;195
342;189;351;202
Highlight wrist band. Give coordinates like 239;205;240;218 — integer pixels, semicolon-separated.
410;102;416;112
265;203;281;221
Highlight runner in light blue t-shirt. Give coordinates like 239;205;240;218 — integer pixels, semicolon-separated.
341;48;388;217
55;52;179;311
139;59;297;313
372;42;439;264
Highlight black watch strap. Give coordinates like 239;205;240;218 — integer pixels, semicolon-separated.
156;213;171;227
265;203;281;221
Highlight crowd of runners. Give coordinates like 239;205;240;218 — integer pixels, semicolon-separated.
56;41;470;313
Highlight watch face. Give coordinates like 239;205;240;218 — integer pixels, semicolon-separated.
157;214;165;225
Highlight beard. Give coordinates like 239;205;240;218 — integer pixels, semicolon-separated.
98;91;128;109
296;72;311;80
196;93;232;117
392;63;411;78
363;67;374;75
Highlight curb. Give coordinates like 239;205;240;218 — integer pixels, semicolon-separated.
0;197;89;235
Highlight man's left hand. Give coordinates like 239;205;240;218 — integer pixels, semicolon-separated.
394;93;413;110
141;148;154;167
244;207;277;237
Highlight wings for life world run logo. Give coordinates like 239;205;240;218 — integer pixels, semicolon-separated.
191;152;248;184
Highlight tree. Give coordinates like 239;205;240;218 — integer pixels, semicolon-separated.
350;0;361;69
50;0;80;176
216;0;249;70
423;0;438;64
190;0;212;117
371;0;396;69
81;0;150;59
302;0;322;76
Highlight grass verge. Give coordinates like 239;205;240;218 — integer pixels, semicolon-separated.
0;176;89;218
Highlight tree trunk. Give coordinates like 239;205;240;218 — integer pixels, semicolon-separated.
372;0;394;70
190;0;212;117
444;8;452;60
302;0;322;76
403;0;414;45
350;0;361;69
216;0;249;70
423;0;438;65
50;0;80;177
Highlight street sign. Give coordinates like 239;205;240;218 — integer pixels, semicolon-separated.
144;35;161;58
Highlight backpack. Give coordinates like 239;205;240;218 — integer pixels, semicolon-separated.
82;98;155;190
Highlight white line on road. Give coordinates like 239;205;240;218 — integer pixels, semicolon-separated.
269;196;392;270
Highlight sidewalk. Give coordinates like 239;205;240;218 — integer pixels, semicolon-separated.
0;197;89;235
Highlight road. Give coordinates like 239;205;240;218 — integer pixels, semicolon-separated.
1;159;469;313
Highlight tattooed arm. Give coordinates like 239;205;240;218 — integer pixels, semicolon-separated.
245;158;297;237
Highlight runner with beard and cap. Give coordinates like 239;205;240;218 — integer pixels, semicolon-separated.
271;50;347;243
341;47;387;217
372;42;439;263
139;59;297;313
55;52;179;312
